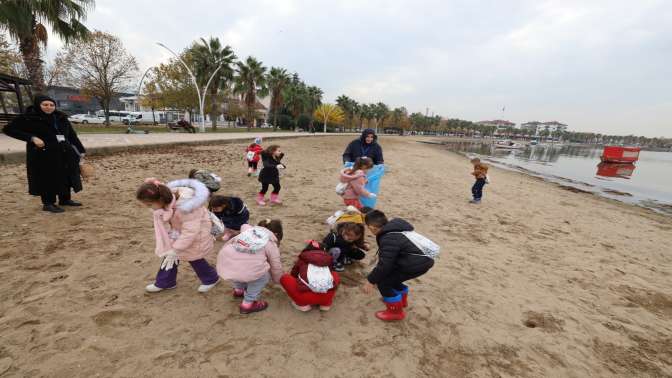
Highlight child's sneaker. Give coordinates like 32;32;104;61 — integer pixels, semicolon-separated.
233;288;245;298
145;283;175;293
197;279;219;293
343;257;353;265
333;261;345;272
239;300;268;314
469;199;481;204
319;306;331;312
291;301;312;312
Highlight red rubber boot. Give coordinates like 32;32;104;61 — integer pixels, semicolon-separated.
375;300;406;321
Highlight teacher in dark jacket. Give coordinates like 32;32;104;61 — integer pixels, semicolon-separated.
342;128;384;165
3;95;86;213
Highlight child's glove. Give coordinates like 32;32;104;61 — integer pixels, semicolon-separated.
160;250;179;271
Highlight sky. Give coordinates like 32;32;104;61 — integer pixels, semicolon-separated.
44;0;672;137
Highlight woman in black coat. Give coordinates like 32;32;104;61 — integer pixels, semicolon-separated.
3;95;86;213
342;128;384;165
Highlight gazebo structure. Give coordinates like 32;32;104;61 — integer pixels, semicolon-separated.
0;72;33;127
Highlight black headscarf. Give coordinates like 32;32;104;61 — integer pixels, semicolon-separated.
32;94;58;125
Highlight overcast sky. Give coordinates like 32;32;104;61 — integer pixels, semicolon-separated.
46;0;672;137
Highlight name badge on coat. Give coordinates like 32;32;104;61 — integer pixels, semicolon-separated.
56;135;66;142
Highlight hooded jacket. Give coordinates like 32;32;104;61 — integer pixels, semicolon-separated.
342;129;384;165
339;168;371;199
152;179;214;261
216;224;283;283
290;249;334;292
367;218;435;284
212;197;249;231
3;95;85;197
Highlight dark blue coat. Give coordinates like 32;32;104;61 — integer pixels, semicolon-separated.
342;128;384;165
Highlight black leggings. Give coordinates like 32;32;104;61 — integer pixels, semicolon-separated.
260;182;281;195
248;161;258;170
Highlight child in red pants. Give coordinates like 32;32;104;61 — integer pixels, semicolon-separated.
280;241;340;312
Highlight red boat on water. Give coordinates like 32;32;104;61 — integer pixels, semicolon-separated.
600;146;641;163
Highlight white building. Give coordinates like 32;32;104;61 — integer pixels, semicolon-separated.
521;121;568;135
476;120;516;130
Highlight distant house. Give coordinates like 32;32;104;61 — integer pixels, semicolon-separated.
476;120;516;130
522;121;568;135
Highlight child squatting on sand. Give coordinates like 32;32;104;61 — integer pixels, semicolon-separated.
362;210;435;321
136;178;220;294
216;219;284;314
280;240;340;312
209;195;250;242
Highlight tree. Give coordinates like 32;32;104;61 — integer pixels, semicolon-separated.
190;37;236;130
144;54;199;116
0;34;24;76
314;104;345;133
266;67;290;131
0;0;93;91
336;95;358;130
57;31;138;125
234;56;268;131
374;102;390;132
306;85;323;114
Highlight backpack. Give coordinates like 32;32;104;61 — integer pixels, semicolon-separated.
232;226;271;254
299;264;334;293
391;231;440;259
192;170;221;192
335;182;348;195
246;151;256;161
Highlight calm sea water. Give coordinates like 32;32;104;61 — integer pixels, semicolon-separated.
440;141;672;215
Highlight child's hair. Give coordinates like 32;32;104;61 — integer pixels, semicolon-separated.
136;182;173;205
360;206;374;214
264;145;280;156
337;222;366;246
351;157;374;172
188;169;198;178
470;157;481;163
364;210;388;228
302;240;326;252
258;219;283;241
209;195;230;210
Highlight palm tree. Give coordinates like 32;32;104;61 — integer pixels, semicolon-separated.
374;102;390;132
306;85;323;114
234;56;268;131
266;67;290;131
336;95;358;130
283;80;307;128
191;37;236;130
0;0;93;91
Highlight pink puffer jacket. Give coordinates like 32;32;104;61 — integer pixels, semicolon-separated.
216;224;284;283
339;169;371;199
153;179;214;262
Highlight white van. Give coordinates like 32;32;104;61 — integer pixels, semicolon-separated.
96;110;131;123
123;111;163;125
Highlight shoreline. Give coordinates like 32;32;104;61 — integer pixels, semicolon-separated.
423;139;672;217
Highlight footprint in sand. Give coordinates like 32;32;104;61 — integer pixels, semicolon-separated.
92;309;151;328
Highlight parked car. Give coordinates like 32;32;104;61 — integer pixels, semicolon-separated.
96;110;131;123
69;114;105;124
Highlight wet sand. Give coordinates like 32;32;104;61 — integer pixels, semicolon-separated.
0;136;671;377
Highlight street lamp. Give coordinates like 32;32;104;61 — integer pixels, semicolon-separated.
156;42;224;133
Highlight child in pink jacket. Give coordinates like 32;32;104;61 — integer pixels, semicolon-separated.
136;178;219;293
216;219;284;314
339;157;376;210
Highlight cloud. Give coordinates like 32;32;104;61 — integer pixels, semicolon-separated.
38;0;672;137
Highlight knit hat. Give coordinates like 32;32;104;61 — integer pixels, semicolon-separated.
336;212;364;224
254;136;263;145
33;94;56;109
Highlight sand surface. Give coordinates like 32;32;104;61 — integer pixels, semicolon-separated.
0;136;671;378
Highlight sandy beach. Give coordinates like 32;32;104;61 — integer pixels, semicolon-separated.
0;135;671;378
